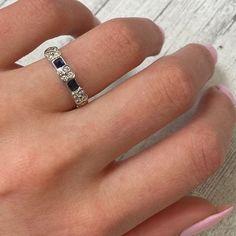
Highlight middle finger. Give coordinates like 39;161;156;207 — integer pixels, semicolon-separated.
66;43;216;171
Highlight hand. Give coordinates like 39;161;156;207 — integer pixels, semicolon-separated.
0;1;235;235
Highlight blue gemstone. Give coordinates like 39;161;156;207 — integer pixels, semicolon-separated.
53;58;65;68
67;79;79;92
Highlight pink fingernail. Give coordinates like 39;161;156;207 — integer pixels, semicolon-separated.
215;84;236;105
180;206;234;236
203;44;218;64
159;25;165;41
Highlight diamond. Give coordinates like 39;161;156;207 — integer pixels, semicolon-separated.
44;47;61;61
67;71;75;78
58;70;65;76
72;88;88;103
61;75;68;82
63;65;70;73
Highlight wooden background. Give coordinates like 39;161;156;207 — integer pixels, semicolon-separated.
1;0;236;235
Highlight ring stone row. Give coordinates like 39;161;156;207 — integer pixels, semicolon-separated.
44;47;88;108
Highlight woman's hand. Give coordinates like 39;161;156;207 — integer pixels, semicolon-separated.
0;1;235;235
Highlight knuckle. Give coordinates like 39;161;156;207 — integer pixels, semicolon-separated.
104;19;145;59
0;176;15;198
188;124;224;183
158;58;195;111
28;0;67;25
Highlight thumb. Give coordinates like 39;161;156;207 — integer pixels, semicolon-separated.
124;196;233;236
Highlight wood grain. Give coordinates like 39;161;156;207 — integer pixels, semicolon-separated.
0;0;236;235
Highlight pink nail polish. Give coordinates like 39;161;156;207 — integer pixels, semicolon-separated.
158;25;165;41
215;84;235;105
203;44;218;64
180;207;234;236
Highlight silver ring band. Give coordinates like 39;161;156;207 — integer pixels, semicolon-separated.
44;47;88;108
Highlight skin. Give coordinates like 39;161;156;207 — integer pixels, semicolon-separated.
0;0;235;235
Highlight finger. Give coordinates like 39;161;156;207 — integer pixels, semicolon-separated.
125;196;230;236
96;87;235;235
69;44;216;170
0;0;99;68
5;63;22;70
17;17;164;111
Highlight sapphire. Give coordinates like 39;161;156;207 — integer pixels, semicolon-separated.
53;57;65;68
67;79;79;92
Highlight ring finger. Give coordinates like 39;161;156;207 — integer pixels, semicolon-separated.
10;17;164;111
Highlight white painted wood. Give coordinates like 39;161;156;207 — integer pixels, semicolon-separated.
0;0;236;235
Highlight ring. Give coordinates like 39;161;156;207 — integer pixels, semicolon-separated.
44;47;88;108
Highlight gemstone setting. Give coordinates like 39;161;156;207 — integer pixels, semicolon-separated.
44;47;61;61
67;71;75;79
44;46;88;107
63;65;70;73
53;58;65;69
72;88;89;107
67;79;79;92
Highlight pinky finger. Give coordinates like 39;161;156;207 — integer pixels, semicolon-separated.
124;196;233;236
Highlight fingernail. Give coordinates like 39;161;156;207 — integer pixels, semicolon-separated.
203;44;218;64
215;84;235;105
94;17;101;26
158;25;165;41
180;206;234;236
